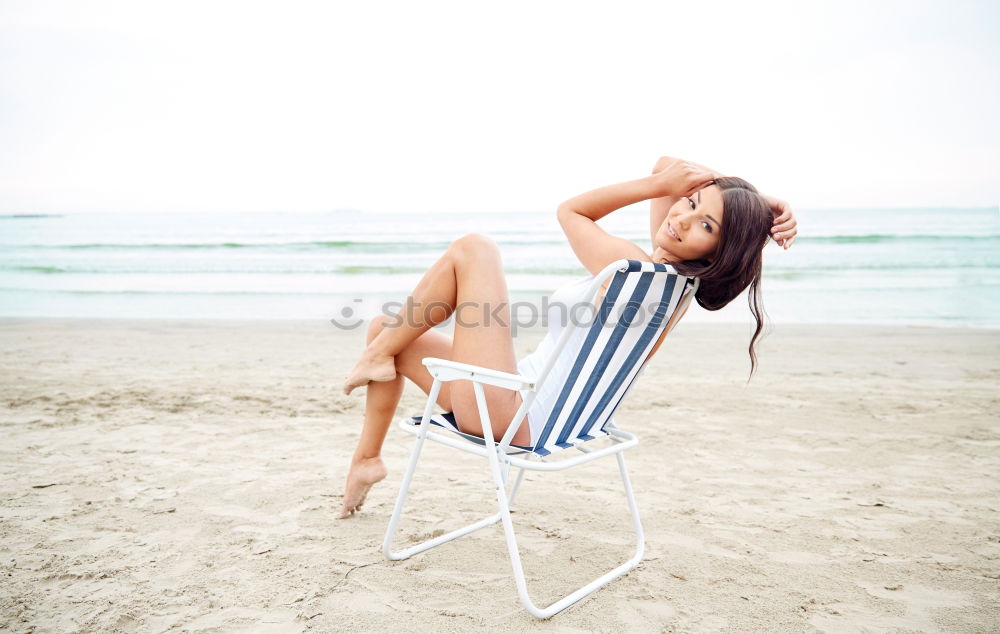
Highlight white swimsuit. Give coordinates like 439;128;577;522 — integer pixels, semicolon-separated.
516;275;598;446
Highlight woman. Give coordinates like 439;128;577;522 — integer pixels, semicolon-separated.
337;156;798;518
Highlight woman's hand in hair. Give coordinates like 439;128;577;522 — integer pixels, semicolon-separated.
763;195;797;249
649;157;718;198
652;155;724;178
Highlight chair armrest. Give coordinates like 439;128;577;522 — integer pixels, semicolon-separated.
422;357;535;391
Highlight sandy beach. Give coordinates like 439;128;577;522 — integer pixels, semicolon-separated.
1;318;998;632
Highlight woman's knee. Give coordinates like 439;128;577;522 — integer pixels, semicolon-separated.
448;233;500;261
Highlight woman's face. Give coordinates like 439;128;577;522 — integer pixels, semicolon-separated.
652;184;724;263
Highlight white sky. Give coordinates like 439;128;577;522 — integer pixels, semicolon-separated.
1;0;997;213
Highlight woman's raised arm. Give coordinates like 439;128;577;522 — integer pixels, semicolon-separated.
558;162;715;276
557;178;657;276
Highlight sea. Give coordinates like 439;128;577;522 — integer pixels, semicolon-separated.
1;207;998;329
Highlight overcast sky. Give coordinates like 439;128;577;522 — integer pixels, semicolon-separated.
1;0;997;213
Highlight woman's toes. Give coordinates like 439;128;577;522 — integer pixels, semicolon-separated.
342;375;366;396
342;354;397;395
337;457;388;519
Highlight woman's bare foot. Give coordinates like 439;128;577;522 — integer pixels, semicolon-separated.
343;348;397;395
337;456;388;519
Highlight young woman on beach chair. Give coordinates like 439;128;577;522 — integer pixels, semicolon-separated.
338;155;798;519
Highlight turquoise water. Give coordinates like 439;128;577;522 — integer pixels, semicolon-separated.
1;207;998;326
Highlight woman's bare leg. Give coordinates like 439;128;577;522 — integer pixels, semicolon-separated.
344;233;524;437
338;318;454;518
341;241;458;395
338;234;529;517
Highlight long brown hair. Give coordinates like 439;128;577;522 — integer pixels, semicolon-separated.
671;176;772;375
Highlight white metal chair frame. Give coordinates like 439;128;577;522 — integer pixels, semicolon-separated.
382;259;697;618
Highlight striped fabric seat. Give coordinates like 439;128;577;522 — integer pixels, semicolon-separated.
530;260;694;455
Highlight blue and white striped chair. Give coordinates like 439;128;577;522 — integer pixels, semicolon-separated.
383;259;698;618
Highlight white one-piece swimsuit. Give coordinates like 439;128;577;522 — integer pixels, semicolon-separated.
516;275;599;446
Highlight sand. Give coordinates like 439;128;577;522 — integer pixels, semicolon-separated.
1;318;998;632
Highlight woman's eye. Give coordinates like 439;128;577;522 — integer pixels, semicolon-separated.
701;221;713;233
687;197;696;209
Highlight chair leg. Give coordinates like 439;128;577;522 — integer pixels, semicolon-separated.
617;452;646;565
492;452;645;619
507;466;526;508
465;382;644;618
383;381;505;560
384;379;644;618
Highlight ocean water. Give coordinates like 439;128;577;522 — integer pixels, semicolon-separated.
1;207;998;328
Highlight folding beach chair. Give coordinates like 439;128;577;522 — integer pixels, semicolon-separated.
382;259;698;618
